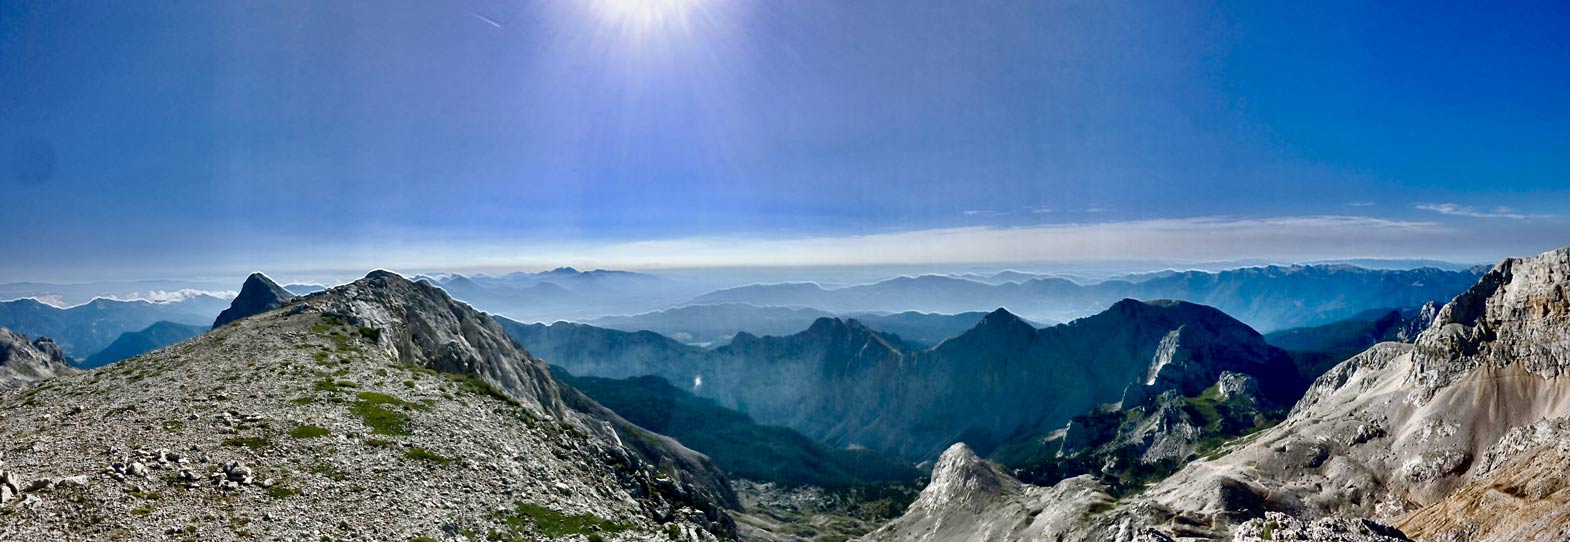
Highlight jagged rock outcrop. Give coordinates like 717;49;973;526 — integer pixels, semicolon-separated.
1231;512;1411;541
869;246;1570;542
0;327;76;387
1140;247;1570;539
211;272;296;329
0;270;737;540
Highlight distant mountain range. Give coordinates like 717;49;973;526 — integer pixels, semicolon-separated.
553;368;918;488
0;294;231;359
862;248;1570;541
508;299;1303;461
587;304;1030;348
687;265;1482;332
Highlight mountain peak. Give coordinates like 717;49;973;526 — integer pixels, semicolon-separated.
1412;246;1570;395
212;272;296;329
914;443;1021;513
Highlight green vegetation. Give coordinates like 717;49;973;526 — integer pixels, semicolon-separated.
287;424;331;439
358;327;381;342
129;505;155;516
266;485;299;499
349;391;423;435
404;447;452;464
490;502;630;540
443;372;521;407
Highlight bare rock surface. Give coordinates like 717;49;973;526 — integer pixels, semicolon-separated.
864;246;1570;542
211;272;296;329
1232;512;1410;541
0;327;77;388
0;270;735;541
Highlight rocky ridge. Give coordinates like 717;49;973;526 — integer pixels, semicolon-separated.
0;270;736;541
867;246;1570;542
0;327;76;388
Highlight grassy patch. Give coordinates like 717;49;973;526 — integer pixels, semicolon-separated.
404;447;452;465
348;391;422;436
287;424;331;439
129;505;155;516
492;502;631;540
265;485;299;499
444;372;521;407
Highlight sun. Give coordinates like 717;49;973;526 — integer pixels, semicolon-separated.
588;0;705;33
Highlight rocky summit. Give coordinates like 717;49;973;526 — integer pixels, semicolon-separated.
0;270;735;541
211;273;296;329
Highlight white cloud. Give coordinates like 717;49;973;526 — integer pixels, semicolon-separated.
18;295;67;308
1415;203;1543;220
1348;201;1376;207
114;289;238;303
961;209;1009;217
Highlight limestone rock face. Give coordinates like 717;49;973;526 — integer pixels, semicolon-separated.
0;327;76;388
1412;247;1570;396
1138;246;1570;540
211;272;296;329
1232;512;1411;542
868;245;1570;542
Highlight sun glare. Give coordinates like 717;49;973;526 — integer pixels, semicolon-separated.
589;0;704;33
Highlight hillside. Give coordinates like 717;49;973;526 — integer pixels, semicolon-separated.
0;271;737;541
80;321;207;369
553;368;918;488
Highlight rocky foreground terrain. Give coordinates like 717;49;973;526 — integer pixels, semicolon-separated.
0;271;735;541
867;246;1570;542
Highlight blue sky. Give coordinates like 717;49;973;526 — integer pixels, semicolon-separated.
3;0;1568;281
